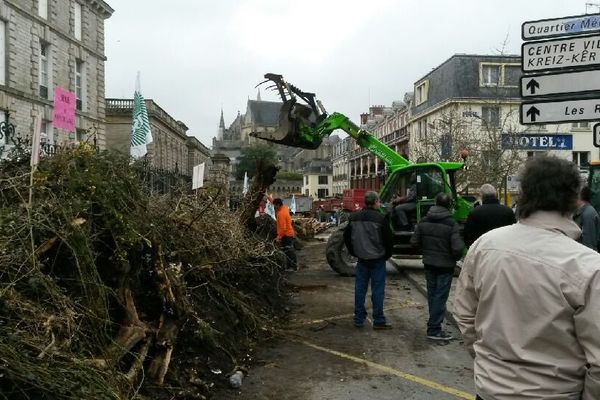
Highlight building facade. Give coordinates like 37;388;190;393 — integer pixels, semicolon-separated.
348;101;411;191
408;53;599;195
105;98;210;176
0;0;113;158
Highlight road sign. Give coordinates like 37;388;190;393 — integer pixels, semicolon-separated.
520;98;600;124
506;175;520;192
522;13;600;40
520;69;600;97
595;123;600;148
522;34;600;72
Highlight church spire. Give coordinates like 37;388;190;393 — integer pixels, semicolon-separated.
219;108;225;129
257;88;262;101
217;108;225;140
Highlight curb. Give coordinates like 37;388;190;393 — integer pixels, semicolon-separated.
398;268;459;329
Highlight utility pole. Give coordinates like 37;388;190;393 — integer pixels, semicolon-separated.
586;2;600;13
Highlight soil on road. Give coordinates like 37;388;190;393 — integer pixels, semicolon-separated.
217;238;476;400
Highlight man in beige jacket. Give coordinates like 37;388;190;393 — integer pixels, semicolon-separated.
454;156;600;400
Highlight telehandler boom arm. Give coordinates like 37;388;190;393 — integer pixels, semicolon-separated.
251;74;408;167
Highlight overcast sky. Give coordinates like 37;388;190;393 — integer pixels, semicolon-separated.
104;0;588;147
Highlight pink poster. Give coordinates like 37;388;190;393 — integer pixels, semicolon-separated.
52;87;76;132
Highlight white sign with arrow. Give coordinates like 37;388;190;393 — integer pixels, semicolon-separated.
520;69;600;97
520;98;600;124
522;34;600;72
594;123;600;148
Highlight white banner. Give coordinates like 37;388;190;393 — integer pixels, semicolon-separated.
192;162;205;190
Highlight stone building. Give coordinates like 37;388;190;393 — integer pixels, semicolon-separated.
346;101;411;191
0;0;113;157
105;98;210;176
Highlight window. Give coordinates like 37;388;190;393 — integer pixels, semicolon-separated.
39;43;49;98
572;122;590;129
75;60;84;111
0;21;5;85
481;64;500;86
504;65;520;86
415;81;428;105
481;106;500;128
317;188;329;198
480;63;520;87
573;151;590;167
74;2;82;40
318;175;328;185
38;0;48;19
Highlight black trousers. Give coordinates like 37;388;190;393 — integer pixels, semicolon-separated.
476;396;483;400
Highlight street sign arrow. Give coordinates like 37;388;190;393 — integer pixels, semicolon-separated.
526;106;540;122
522;34;600;72
520;69;600;98
520;98;600;125
525;79;540;95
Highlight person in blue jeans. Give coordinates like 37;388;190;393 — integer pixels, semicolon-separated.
411;192;464;340
343;191;394;329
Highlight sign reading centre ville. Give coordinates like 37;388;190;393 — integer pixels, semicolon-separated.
522;13;600;40
522;34;600;72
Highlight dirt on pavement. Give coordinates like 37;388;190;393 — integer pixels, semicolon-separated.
215;238;476;400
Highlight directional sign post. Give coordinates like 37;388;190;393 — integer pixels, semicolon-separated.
520;98;600;124
521;70;600;97
521;13;600;126
594;123;600;148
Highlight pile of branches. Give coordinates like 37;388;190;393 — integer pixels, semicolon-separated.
0;146;288;399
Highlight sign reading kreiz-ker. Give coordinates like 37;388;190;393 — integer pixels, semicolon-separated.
501;134;573;150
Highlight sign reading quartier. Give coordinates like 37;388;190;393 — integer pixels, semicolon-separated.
520;98;600;124
522;34;600;72
522;13;600;40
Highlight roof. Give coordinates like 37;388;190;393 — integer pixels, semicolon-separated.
414;53;521;84
247;100;282;126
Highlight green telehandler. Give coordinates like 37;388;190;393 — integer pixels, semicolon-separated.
251;74;472;276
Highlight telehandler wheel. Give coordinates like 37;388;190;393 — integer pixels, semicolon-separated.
326;222;357;277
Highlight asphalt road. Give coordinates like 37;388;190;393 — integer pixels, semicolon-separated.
217;239;476;400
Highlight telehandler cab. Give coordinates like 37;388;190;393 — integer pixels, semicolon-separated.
251;74;472;276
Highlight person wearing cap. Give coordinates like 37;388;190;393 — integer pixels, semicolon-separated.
344;191;394;329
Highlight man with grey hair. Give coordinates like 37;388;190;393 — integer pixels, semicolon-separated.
344;191;393;329
454;156;600;399
463;183;515;247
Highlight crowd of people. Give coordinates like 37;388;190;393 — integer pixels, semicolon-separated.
266;155;599;399
340;155;600;400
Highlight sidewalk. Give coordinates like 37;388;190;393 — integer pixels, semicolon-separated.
388;257;459;327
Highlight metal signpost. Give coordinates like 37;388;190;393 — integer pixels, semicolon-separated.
520;12;600;138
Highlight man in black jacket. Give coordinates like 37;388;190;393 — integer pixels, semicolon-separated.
344;191;394;329
464;184;516;247
411;193;464;340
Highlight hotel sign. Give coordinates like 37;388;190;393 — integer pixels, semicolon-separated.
501;134;572;150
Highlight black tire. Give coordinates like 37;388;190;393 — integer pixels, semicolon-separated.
326;222;357;277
